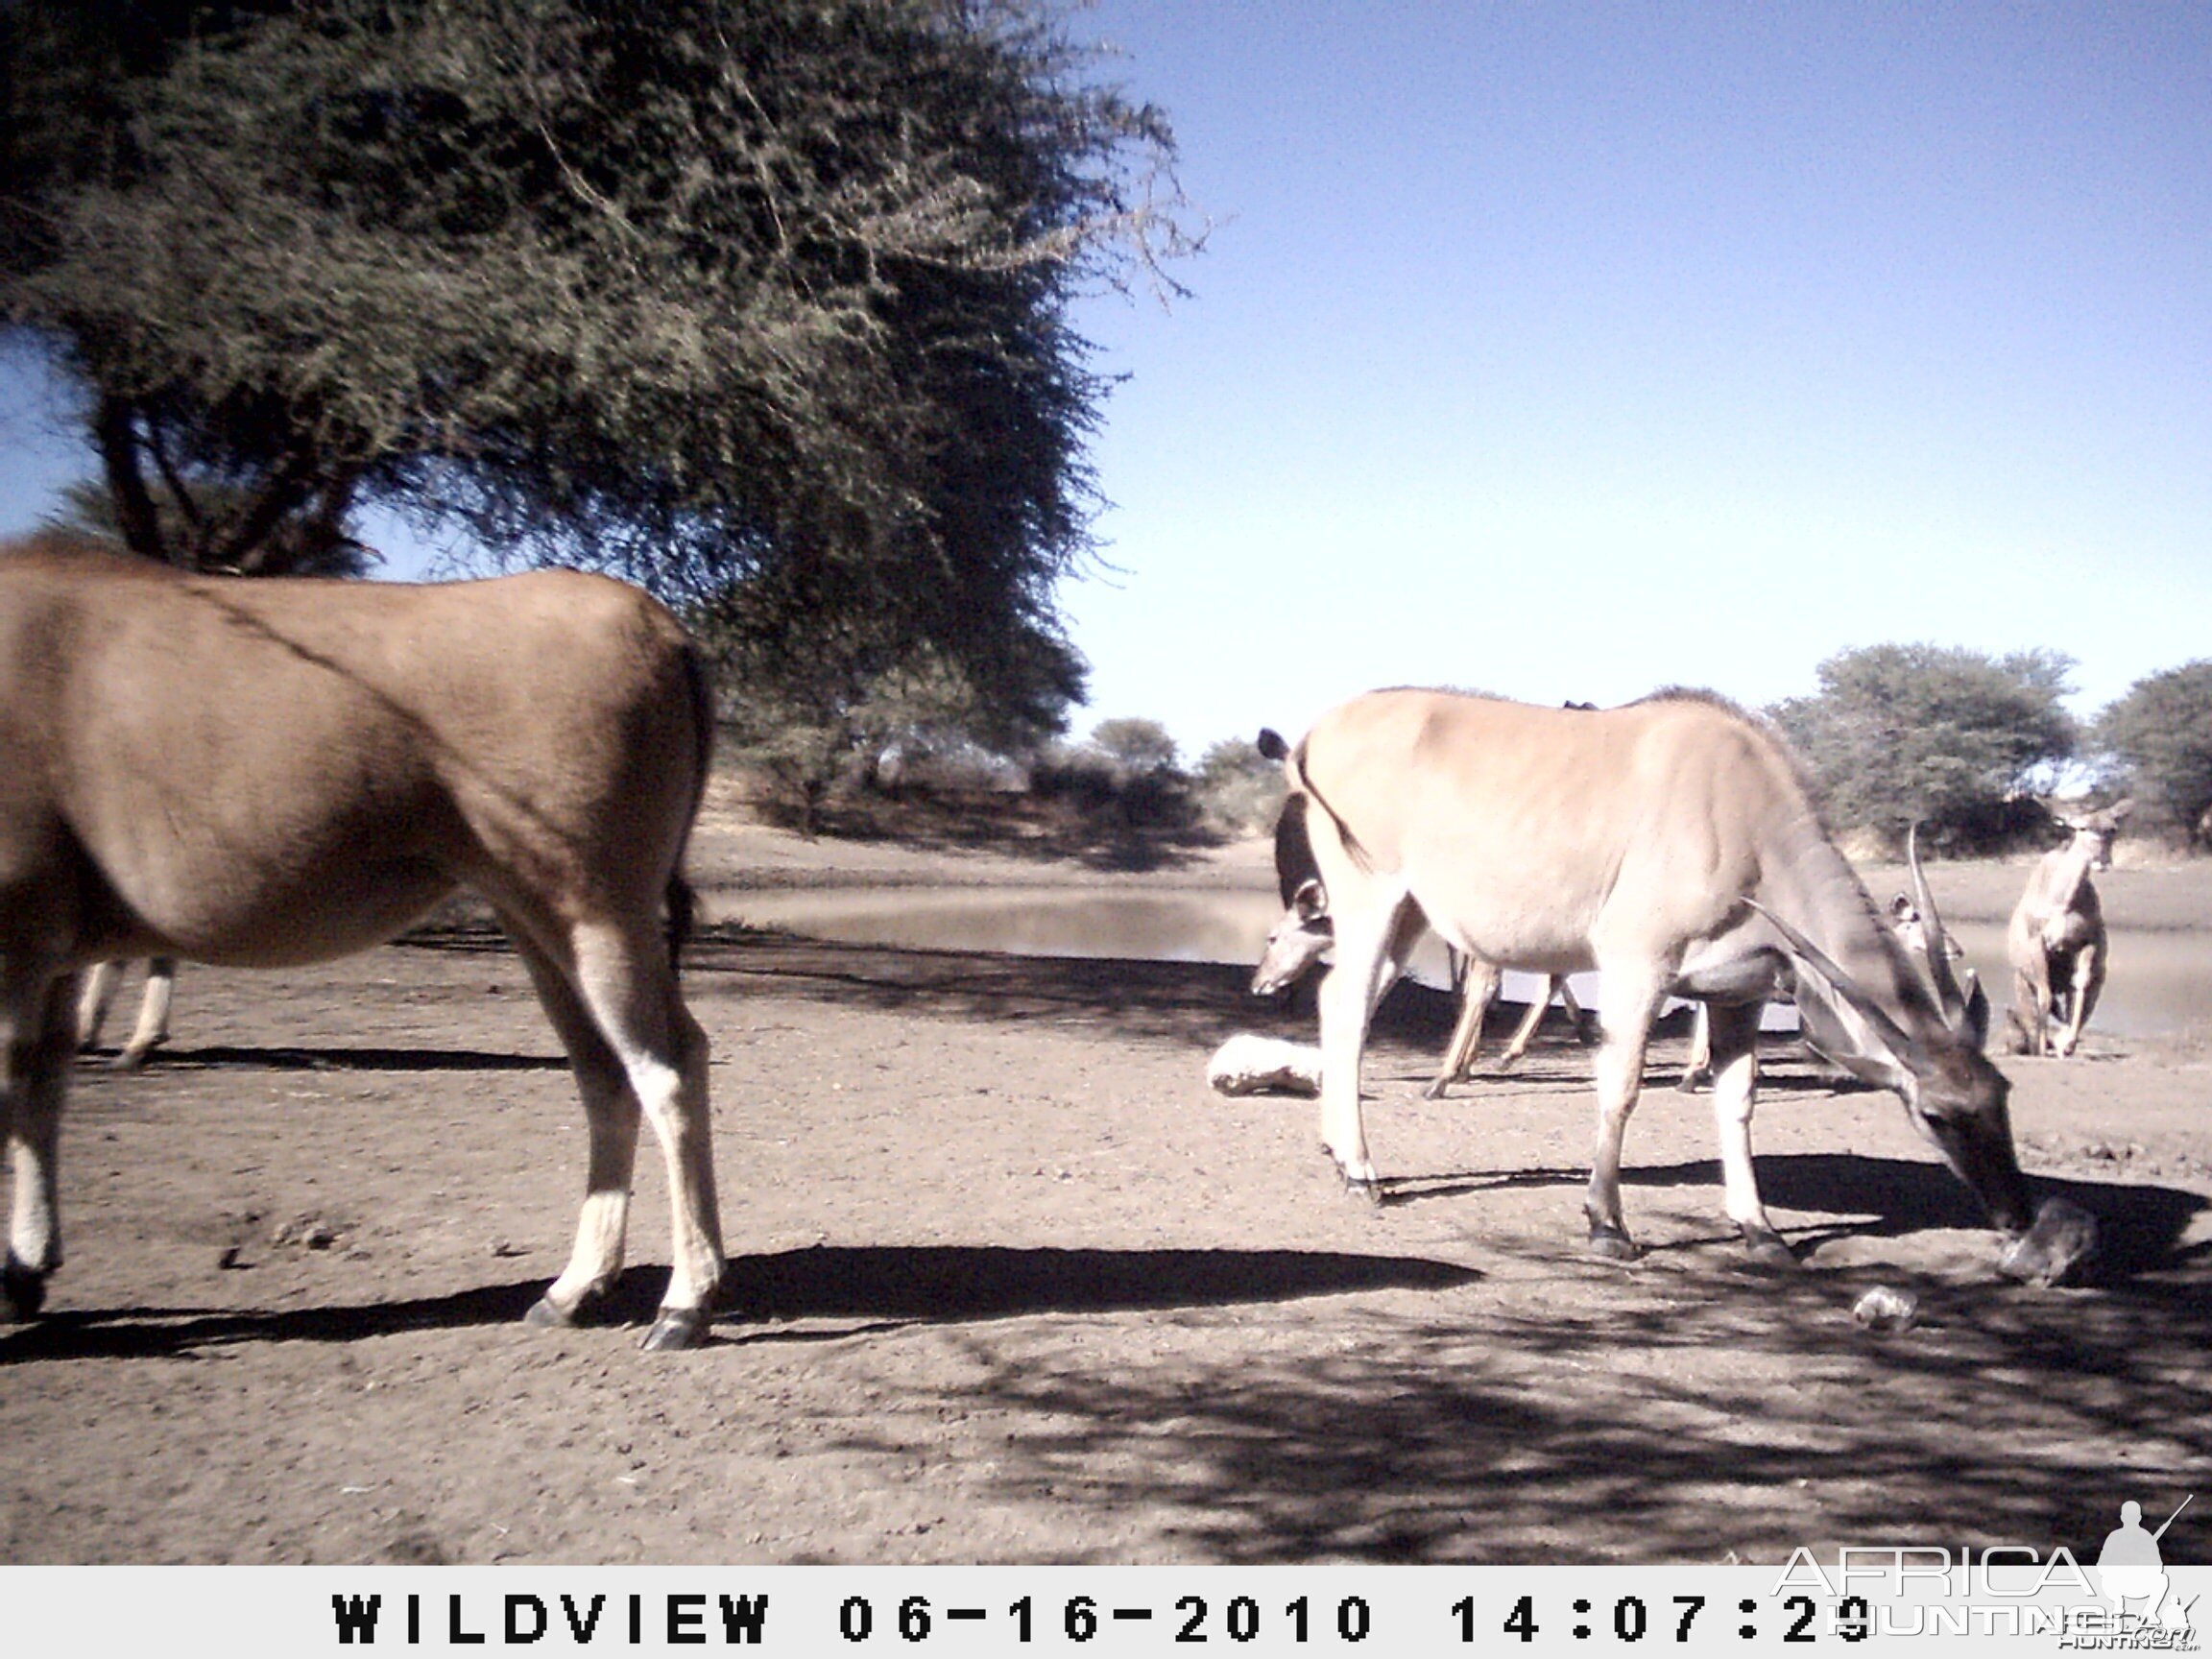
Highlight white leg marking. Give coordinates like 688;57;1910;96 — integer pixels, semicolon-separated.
570;926;724;1324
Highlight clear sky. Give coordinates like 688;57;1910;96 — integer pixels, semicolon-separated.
6;2;2208;762
1059;0;2212;757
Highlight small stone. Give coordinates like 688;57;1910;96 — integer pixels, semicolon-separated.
1853;1286;1918;1333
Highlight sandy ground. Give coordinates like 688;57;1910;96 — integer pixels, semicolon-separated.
3;805;2208;1565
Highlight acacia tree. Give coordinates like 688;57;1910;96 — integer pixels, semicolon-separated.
1;0;1192;697
1082;716;1181;780
2095;662;2212;846
1769;643;2077;849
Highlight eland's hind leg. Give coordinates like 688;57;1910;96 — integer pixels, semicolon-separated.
1703;999;1793;1265
565;920;723;1350
5;964;79;1318
509;932;646;1331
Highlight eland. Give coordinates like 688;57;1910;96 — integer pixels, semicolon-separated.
1271;685;2091;1284
0;532;725;1349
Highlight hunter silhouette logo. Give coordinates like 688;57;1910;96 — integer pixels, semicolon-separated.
2097;1495;2195;1634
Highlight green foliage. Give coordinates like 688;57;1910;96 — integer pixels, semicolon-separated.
708;602;1084;833
1769;643;2077;850
1082;716;1181;780
1;0;1192;667
717;685;855;838
2094;661;2212;845
1190;735;1286;834
1020;716;1195;832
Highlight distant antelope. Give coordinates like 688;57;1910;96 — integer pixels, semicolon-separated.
2006;802;2131;1058
1268;686;2087;1283
76;958;176;1070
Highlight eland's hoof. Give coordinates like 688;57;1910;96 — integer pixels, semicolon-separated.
1324;1143;1382;1203
1420;1078;1452;1101
2;1256;47;1322
641;1309;709;1352
524;1282;612;1329
523;1295;576;1330
1743;1230;1801;1270
1587;1225;1639;1262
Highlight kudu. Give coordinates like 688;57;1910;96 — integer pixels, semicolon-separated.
1273;687;2090;1283
0;534;724;1349
2006;801;2131;1058
76;956;177;1070
1254;781;1584;1094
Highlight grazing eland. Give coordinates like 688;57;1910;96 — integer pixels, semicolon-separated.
2005;801;2131;1058
0;532;724;1349
77;956;177;1070
1272;686;2090;1284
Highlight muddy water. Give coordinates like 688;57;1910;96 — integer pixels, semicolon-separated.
722;887;1288;968
1940;920;2208;1042
721;889;2210;1042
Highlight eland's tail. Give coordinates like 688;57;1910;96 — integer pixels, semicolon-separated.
664;640;717;975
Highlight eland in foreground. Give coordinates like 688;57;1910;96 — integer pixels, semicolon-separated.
1271;686;2091;1284
0;533;725;1349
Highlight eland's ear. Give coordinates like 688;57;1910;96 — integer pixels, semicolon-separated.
1963;970;1991;1053
1290;877;1328;922
1257;728;1290;763
2105;798;2135;824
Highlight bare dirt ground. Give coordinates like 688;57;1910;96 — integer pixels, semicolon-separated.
4;802;2209;1565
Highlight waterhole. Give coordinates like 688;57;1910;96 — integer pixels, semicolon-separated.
719;889;2208;1043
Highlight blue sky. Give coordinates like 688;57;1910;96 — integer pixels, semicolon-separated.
1060;0;2212;756
6;2;2208;761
